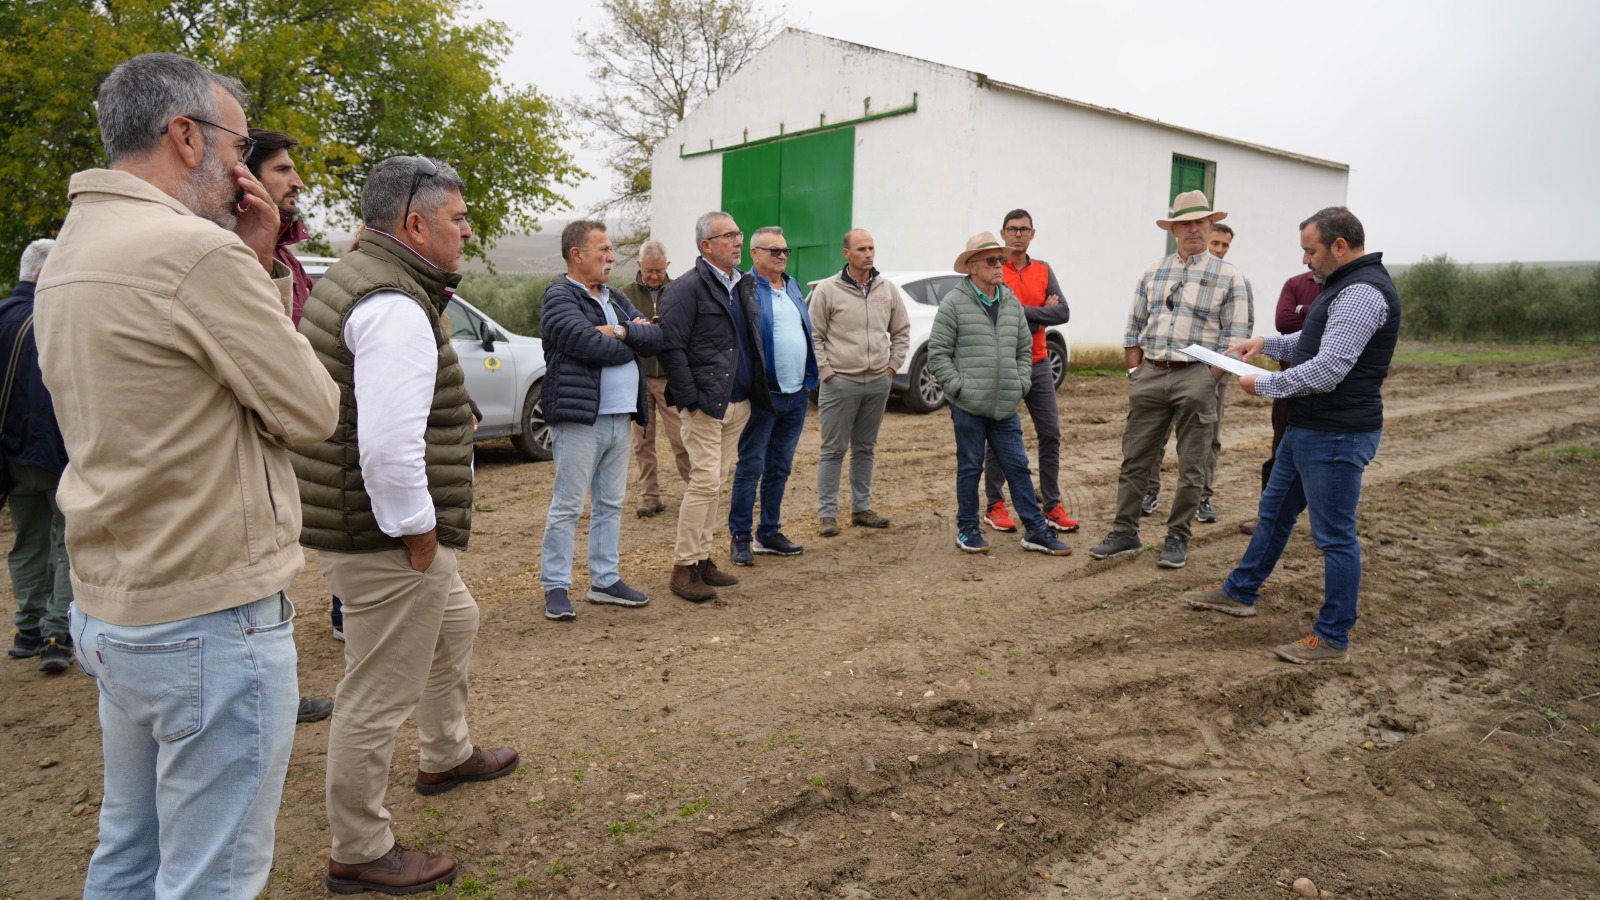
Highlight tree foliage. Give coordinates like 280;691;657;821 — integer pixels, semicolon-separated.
1397;255;1600;343
0;0;581;268
568;0;782;235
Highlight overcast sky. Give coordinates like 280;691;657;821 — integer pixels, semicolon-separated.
473;0;1598;265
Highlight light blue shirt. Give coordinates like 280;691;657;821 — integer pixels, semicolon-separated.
568;276;639;416
766;281;807;393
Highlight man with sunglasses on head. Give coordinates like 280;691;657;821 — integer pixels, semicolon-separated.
1089;190;1251;570
292;155;517;895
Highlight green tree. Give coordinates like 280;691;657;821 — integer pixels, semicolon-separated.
567;0;783;239
0;0;581;268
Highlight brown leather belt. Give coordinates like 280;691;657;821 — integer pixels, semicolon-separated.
1144;358;1191;369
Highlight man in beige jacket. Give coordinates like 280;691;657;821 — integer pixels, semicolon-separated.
808;229;911;535
35;53;339;898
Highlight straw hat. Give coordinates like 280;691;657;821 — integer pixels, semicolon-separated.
1156;190;1228;229
952;232;1008;272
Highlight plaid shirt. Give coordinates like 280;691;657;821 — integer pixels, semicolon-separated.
1257;283;1390;398
1124;251;1253;360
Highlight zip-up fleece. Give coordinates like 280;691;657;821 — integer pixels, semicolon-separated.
807;268;912;382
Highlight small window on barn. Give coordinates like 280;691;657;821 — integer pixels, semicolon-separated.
1167;154;1217;255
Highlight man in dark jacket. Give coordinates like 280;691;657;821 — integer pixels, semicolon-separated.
657;211;770;602
538;221;664;621
1188;207;1399;665
2;239;73;674
621;240;690;517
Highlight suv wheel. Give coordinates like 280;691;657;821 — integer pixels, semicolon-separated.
902;349;947;413
510;382;552;461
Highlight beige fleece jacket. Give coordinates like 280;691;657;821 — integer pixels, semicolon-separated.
807;271;911;383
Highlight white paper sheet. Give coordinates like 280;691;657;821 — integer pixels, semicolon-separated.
1177;344;1276;379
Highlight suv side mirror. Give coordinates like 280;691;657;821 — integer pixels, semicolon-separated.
481;328;506;352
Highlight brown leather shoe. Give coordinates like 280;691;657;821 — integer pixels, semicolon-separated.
851;509;891;528
818;517;840;537
636;500;666;518
696;558;738;587
326;842;457;895
670;563;716;602
414;746;519;796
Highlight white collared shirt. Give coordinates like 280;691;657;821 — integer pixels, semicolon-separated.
345;291;437;537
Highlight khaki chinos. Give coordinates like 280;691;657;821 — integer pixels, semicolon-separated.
633;376;692;506
673;401;751;566
320;545;479;864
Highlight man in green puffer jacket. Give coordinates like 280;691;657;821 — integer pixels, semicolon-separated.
927;233;1072;557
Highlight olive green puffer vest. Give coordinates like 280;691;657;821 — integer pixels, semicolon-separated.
291;230;474;551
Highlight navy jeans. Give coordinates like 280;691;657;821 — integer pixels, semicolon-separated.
951;406;1047;535
1223;426;1382;648
728;389;809;541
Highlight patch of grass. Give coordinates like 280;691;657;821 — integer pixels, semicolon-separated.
1066;345;1127;375
678;796;711;819
572;768;585;785
1393;344;1589;366
1474;514;1502;527
1512;575;1552;589
808;775;825;787
546;858;571;877
1541;444;1600;460
453;873;496;899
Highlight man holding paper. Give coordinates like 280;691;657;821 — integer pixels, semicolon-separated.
1187;207;1400;665
1089;190;1251;570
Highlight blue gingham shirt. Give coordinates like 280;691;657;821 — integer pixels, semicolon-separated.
1125;251;1252;360
1256;283;1390;398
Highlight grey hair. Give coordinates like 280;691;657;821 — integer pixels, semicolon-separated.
361;156;466;232
750;226;783;243
694;211;734;246
639;239;667;262
97;53;247;165
19;239;54;283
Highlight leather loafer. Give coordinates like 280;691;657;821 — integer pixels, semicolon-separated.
414;745;519;796
326;842;457;895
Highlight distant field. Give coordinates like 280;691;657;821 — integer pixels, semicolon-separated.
1388;259;1597;277
328;220;640;276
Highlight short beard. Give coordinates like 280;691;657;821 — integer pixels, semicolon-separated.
178;136;238;230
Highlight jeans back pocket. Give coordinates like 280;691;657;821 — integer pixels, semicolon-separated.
97;635;203;742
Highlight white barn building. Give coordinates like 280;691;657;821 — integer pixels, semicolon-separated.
649;29;1349;350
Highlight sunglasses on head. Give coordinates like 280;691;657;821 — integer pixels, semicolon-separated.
403;156;439;224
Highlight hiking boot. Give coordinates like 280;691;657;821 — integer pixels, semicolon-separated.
1021;531;1073;556
1239;519;1258;535
544;588;576;621
38;637;72;674
1186;583;1256;617
8;628;43;659
587;579;649;608
1157;534;1188;569
1044;503;1080;533
818;517;840;537
415;745;519;795
753;533;804;556
1089;531;1143;560
1195;499;1218;523
730;538;754;567
296;696;333;723
983;501;1017;532
670;564;716;602
697;558;739;587
1274;634;1350;665
636;500;666;518
851;509;891;529
326;841;457;895
1140;489;1159;516
956;528;991;554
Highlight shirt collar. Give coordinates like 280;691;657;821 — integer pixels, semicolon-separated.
566;274;606;301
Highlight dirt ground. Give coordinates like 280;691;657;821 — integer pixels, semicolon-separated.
4;347;1600;900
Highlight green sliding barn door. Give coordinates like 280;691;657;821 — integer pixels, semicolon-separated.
721;128;854;285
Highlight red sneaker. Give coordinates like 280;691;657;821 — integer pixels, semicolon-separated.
1044;503;1080;533
983;501;1017;532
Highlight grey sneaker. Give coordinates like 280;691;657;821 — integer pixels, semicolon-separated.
296;696;333;723
1186;583;1256;617
1089;531;1143;560
1274;634;1350;665
1195;499;1217;523
544;588;577;621
37;637;72;675
730;538;754;566
587;579;649;607
1157;534;1188;569
818;517;840;537
1140;489;1159;516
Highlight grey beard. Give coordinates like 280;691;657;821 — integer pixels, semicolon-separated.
178;138;238;230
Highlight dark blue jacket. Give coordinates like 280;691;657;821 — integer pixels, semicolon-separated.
1288;253;1401;433
658;257;771;419
753;273;818;393
0;283;68;476
540;276;665;427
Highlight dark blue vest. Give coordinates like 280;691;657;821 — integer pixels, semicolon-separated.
1287;253;1401;433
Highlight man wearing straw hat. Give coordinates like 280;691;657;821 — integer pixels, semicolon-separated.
1089;190;1251;570
926;232;1072;557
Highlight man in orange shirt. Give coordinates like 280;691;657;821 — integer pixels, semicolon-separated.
979;209;1078;535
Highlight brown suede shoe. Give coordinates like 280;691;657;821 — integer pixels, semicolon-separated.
697;558;739;587
326;842;457;895
818;517;840;537
851;509;891;528
414;746;519;796
671;563;716;602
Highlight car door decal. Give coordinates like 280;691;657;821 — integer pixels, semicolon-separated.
484;356;502;372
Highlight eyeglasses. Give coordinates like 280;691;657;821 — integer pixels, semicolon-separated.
403;156;439;225
1002;226;1034;236
978;255;1006;267
753;247;791;257
707;230;743;244
1165;280;1185;310
160;116;257;158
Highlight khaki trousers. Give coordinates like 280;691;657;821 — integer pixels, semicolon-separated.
673;401;750;566
1113;363;1221;541
320;545;479;864
632;375;692;505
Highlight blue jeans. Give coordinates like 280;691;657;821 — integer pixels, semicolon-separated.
71;593;298;900
950;406;1047;535
542;414;632;590
1223;426;1382;648
728;389;809;541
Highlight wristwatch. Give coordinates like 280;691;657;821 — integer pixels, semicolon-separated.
615;323;628;341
